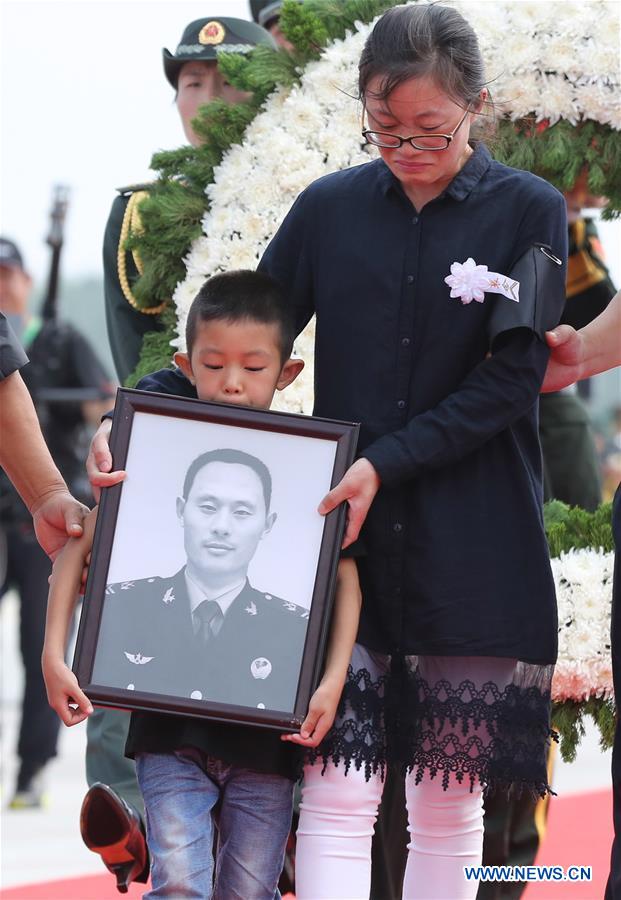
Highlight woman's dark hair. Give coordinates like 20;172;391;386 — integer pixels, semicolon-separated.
358;4;487;111
186;269;296;362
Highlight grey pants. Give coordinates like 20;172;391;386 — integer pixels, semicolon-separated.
86;707;145;821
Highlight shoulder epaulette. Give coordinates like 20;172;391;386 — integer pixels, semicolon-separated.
116;181;155;196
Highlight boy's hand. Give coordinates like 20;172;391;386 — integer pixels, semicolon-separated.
281;681;340;748
319;458;380;549
86;419;125;502
42;654;93;727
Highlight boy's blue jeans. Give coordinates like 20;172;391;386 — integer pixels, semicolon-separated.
136;747;294;899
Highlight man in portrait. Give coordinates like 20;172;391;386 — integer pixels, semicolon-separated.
93;448;309;712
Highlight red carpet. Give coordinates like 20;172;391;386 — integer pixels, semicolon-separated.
1;874;146;900
1;791;611;899
0;882;294;900
524;788;613;899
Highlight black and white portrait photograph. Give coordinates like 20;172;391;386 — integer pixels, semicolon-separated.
74;390;358;729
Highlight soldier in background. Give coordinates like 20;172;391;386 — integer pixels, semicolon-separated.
104;17;275;384
250;0;299;49
0;238;113;808
0;312;89;556
86;16;277;893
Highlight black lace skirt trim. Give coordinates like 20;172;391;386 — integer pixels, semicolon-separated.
309;666;389;781
309;653;556;798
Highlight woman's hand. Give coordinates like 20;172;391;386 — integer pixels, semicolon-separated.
318;458;381;548
86;418;125;502
281;679;341;748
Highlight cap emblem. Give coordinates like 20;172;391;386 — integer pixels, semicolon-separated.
199;21;225;45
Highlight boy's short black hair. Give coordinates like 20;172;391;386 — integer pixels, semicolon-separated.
186;270;295;362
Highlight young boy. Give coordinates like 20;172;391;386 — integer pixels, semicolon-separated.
43;270;361;899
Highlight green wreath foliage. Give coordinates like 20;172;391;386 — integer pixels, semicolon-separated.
494;118;621;218
545;499;615;558
552;696;616;764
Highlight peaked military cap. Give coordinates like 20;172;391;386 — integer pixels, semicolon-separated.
163;17;277;88
0;237;25;271
250;1;303;29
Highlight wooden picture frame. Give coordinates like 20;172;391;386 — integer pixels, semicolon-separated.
73;388;359;732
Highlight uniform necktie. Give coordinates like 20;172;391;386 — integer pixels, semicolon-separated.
194;599;224;644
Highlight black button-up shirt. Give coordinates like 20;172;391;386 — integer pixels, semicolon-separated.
259;144;568;664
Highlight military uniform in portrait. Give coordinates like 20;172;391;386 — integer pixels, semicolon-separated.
94;570;309;712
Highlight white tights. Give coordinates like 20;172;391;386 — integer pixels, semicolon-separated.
295;762;484;900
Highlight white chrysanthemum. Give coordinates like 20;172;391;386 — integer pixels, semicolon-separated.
575;78;621;129
501;70;545;120
505;32;542;73
544;35;589;78
533;74;580;125
452;0;619;122
281;88;327;138
186;235;227;276
209;144;254;188
552;549;614;702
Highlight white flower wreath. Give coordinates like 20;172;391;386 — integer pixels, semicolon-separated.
169;0;618;707
172;0;620;414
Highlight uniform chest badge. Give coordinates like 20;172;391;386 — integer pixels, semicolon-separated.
251;657;272;679
124;651;154;665
445;258;519;305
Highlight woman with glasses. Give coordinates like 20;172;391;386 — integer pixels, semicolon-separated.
262;4;567;898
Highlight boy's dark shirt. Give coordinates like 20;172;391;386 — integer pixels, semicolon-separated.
124;367;301;779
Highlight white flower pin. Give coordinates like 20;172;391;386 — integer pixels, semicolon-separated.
445;258;520;305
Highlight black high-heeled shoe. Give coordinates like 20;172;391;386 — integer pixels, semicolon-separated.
80;782;149;893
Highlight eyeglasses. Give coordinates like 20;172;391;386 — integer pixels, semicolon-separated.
362;107;471;151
